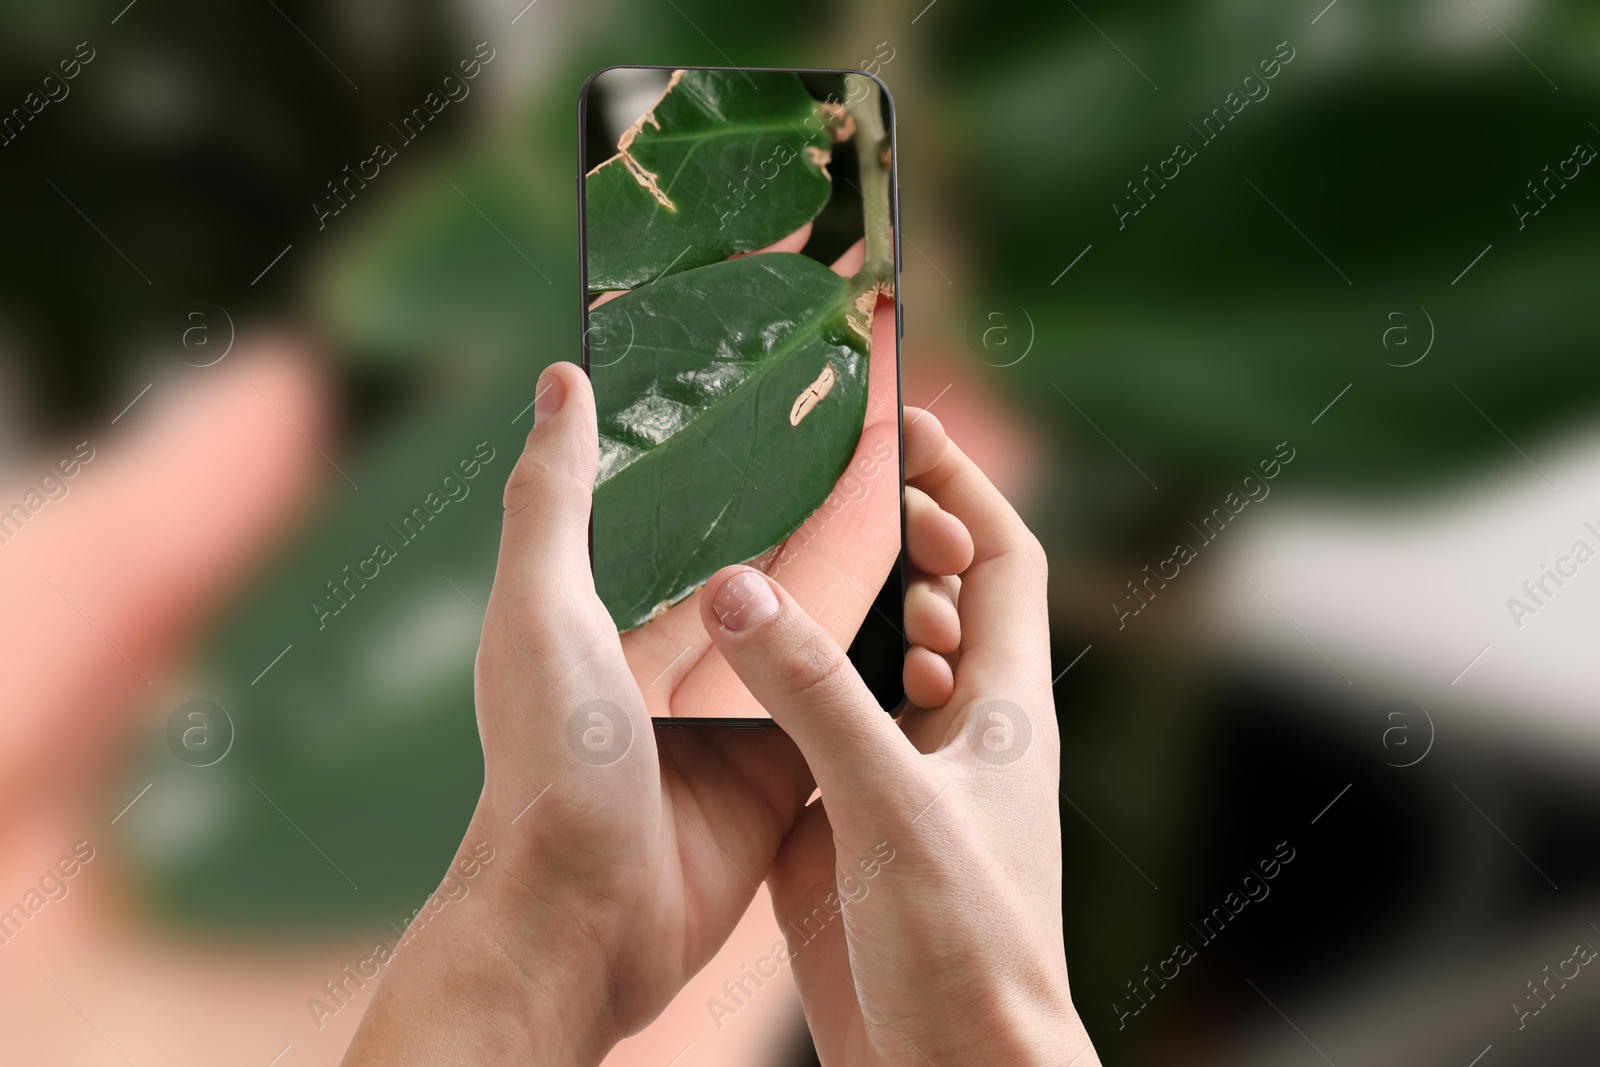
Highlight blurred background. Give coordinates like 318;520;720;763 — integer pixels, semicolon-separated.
1;0;1596;1064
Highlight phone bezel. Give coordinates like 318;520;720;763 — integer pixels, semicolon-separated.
576;64;907;728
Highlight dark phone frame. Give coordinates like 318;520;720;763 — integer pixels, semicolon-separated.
576;64;907;728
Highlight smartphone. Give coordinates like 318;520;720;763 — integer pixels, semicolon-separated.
577;65;905;724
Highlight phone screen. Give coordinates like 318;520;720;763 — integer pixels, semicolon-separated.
578;66;905;722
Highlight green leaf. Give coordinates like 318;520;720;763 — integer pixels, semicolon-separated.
584;69;834;294
312;150;575;367
592;252;872;631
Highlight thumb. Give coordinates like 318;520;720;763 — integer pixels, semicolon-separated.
700;565;923;805
495;362;599;600
484;362;623;679
477;362;650;817
0;342;326;801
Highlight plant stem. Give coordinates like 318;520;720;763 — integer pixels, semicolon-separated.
845;74;894;291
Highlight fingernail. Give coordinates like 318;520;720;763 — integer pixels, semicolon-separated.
533;371;565;425
713;570;779;632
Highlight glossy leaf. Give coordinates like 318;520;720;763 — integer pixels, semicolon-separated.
591;252;872;631
584;69;834;293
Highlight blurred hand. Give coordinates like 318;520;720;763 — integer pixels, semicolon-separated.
341;359;973;1063
700;411;1097;1066
0;344;326;820
0;343;345;1066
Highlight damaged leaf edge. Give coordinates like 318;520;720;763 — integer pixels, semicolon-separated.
585;68;685;211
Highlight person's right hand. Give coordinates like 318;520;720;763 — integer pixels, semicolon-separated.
698;409;1100;1066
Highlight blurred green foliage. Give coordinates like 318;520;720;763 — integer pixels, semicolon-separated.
99;0;1595;926
2;0;1591;1059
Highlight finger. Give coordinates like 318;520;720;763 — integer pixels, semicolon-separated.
0;342;327;797
488;362;619;677
732;221;813;258
619;591;713;699
904;575;960;654
905;485;973;577
910;437;1051;687
767;796;840;933
902;646;954;709
700;566;922;800
902;406;948;479
829;236;865;276
765;799;863;1065
498;362;595;579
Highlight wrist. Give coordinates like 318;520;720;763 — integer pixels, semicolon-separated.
1022;1001;1097;1067
944;968;1089;1067
343;828;619;1066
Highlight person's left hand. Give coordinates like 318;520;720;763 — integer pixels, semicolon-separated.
341;357;973;1064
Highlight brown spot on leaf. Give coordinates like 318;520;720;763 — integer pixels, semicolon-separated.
790;363;838;426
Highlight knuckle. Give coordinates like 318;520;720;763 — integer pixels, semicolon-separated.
502;452;550;511
1020;530;1049;582
977;520;1049;583
773;629;849;699
482;584;616;674
503;451;590;520
530;595;614;659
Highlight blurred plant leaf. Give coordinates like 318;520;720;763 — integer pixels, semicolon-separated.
317;158;567;365
593;252;870;630
584;69;834;294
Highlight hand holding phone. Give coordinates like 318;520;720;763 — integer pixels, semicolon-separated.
698;414;1089;1066
341;363;1011;1063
